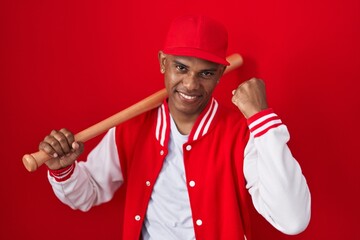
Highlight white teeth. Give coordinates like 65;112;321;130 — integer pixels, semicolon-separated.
179;92;196;100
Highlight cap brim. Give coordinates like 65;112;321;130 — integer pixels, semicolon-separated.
163;47;230;66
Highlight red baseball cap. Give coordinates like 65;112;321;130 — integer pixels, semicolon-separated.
163;15;230;66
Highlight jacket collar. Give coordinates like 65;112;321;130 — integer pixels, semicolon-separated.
155;98;219;146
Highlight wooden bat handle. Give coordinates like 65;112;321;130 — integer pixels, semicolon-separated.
22;53;243;172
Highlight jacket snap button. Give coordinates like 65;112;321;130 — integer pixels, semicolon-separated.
196;219;202;226
189;180;196;187
135;215;141;221
186;145;192;151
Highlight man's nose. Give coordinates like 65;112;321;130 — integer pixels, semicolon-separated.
182;72;199;91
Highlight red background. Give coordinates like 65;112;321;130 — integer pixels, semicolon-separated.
1;0;359;239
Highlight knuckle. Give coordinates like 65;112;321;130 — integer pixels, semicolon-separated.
39;142;53;154
53;132;66;141
231;96;237;103
43;144;53;153
39;141;46;150
60;128;69;134
240;80;250;87
60;128;73;139
58;137;67;144
48;138;60;147
51;141;60;148
249;77;260;85
50;129;58;135
64;132;73;140
44;135;52;142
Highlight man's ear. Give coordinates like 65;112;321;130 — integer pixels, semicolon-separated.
158;51;166;73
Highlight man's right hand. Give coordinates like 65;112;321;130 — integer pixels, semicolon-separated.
39;128;84;170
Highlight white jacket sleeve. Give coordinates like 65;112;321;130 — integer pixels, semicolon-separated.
47;127;124;211
243;110;311;235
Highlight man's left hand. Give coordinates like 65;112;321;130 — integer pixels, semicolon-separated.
232;78;269;119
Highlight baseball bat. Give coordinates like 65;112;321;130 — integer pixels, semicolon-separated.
22;53;243;172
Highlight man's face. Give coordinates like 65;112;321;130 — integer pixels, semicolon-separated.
159;52;225;119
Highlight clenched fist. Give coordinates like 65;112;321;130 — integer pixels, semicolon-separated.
232;78;268;119
39;128;84;170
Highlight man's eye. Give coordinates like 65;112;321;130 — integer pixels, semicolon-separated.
176;65;187;72
201;71;215;78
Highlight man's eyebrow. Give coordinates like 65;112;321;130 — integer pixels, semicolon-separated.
173;60;218;72
173;60;189;68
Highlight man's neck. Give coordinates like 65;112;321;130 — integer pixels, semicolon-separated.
167;98;210;135
170;112;198;135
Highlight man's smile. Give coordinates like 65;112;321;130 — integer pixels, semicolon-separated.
177;91;202;103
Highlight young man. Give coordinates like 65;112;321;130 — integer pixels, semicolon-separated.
41;15;311;239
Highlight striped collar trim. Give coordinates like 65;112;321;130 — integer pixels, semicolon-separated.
155;98;219;146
